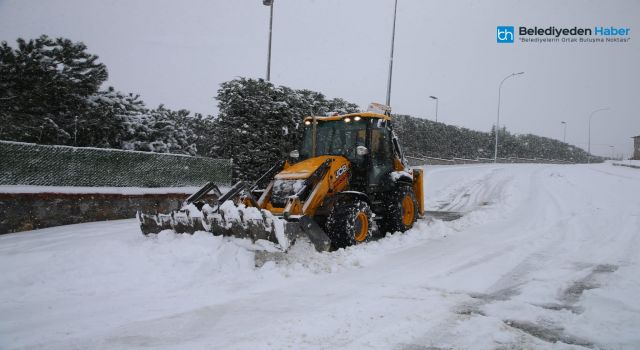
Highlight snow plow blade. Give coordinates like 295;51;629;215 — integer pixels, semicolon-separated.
137;207;278;240
137;210;332;252
136;181;332;252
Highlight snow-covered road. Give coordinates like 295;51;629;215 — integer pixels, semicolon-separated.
1;163;639;349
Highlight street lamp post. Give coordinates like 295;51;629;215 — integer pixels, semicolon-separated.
429;96;438;122
263;0;274;81
587;107;610;164
494;72;524;162
609;145;615;160
385;0;398;107
561;121;567;143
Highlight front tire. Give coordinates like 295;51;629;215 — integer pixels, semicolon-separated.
326;200;373;248
380;185;418;234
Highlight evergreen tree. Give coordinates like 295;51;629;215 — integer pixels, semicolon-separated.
210;78;360;180
79;87;145;147
0;35;199;155
393;115;593;162
121;105;198;155
190;113;218;157
212;79;291;180
0;35;108;144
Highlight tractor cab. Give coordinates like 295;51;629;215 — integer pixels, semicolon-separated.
296;112;406;192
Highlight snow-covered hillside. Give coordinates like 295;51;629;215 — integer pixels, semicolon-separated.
1;163;639;349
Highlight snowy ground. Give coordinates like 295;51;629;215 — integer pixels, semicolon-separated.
1;163;639;350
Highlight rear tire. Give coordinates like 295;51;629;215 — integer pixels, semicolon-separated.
326;200;373;249
380;185;418;234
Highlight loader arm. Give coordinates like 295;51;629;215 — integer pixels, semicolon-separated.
282;158;332;219
251;160;285;193
184;182;222;207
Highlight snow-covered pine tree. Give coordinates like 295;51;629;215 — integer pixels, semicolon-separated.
120;105;197;155
210;78;361;180
80;87;145;148
212;78;289;180
0;35;200;155
0;35;108;144
190;113;217;157
393;114;593;162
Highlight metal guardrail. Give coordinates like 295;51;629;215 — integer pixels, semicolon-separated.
0;141;233;187
612;162;640;169
406;155;574;166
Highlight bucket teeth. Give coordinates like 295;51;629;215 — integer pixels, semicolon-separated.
138;205;332;252
245;211;276;242
137;204;277;244
171;211;203;234
137;212;172;235
157;213;173;231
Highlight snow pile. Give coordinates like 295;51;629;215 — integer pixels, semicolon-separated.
217;200;242;222
259;219;454;276
202;202;289;249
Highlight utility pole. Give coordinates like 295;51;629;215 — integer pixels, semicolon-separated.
263;0;274;81
561;121;567;143
587;107;609;164
429;96;438;122
385;0;398;107
494;72;524;162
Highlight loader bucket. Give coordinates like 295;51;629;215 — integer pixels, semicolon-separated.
137;204;332;252
137;176;333;252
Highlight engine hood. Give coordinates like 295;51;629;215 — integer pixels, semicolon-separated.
275;155;349;180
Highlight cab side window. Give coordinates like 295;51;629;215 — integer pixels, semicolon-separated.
368;123;394;185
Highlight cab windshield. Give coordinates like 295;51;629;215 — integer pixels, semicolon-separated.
299;119;367;161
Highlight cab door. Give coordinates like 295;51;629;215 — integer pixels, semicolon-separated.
367;119;395;187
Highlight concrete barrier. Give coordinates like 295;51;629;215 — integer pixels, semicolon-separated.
0;189;217;234
0;141;231;234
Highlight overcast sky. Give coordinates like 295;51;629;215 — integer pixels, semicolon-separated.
1;0;638;157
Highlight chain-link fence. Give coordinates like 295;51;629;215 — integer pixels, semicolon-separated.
0;141;232;187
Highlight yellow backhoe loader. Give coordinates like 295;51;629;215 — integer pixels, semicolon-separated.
137;104;424;251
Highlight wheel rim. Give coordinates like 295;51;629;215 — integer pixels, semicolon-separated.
401;195;415;226
354;211;369;242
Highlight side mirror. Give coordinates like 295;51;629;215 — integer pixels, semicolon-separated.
356;145;369;156
289;150;300;159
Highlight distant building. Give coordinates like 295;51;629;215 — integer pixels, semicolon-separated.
634;135;640;160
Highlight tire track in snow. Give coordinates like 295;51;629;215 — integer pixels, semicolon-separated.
424;165;640;350
425;165;508;213
399;165;638;349
399;166;575;349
